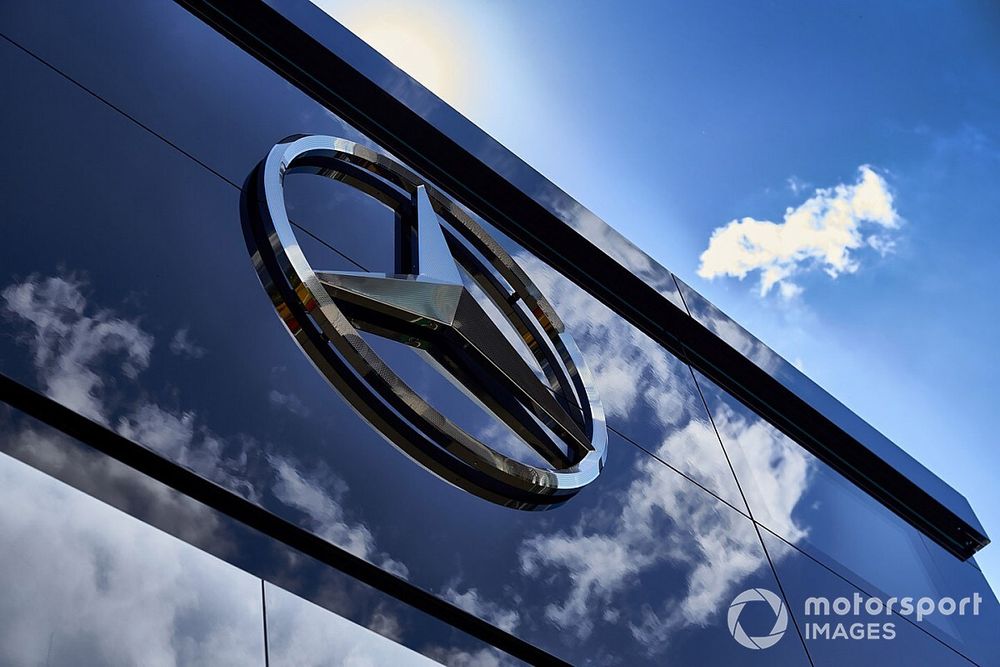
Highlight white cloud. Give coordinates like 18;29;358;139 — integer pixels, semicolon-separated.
169;328;206;359
2;422;230;554
514;253;694;428
423;646;511;667
441;586;519;633
2;274;153;423
263;582;438;666
698;165;900;298
786;175;810;195
116;402;262;503
269;389;311;417
518;425;769;647
1;252;822;658
365;605;404;642
0;453;263;666
514;252;747;509
269;455;409;579
517;411;812;651
708;400;812;544
510;387;813;649
2;273;407;583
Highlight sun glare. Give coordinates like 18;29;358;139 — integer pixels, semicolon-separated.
334;5;469;109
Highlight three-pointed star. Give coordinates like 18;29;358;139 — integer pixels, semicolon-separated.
315;186;591;467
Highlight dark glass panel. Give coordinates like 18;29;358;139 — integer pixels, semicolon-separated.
293;228;368;275
0;449;265;666
694;370;999;663
283;172;398;273
761;529;975;666
0;1;365;182
917;534;1000;666
0;0;398;273
675;276;980;536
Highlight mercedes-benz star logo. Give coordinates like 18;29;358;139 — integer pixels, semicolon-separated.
242;135;607;508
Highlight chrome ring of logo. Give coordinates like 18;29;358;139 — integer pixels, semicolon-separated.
728;588;788;650
242;135;608;509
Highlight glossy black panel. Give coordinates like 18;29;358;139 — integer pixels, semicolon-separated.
0;0;399;273
675;277;985;545
0;1;358;182
694;370;999;664
761;529;976;666
283;171;397;273
0;36;814;664
916;535;1000;666
0;449;265;666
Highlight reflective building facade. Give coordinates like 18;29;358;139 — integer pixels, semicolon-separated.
0;2;996;665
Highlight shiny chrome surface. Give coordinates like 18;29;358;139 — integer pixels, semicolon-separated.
243;135;607;508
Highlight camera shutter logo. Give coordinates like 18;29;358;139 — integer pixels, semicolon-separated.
242;135;608;509
728;588;788;649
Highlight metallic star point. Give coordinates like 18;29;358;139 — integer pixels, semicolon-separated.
315;184;590;464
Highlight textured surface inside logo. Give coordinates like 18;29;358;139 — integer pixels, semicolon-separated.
242;135;607;508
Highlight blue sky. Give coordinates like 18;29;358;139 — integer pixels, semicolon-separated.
315;1;1000;589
